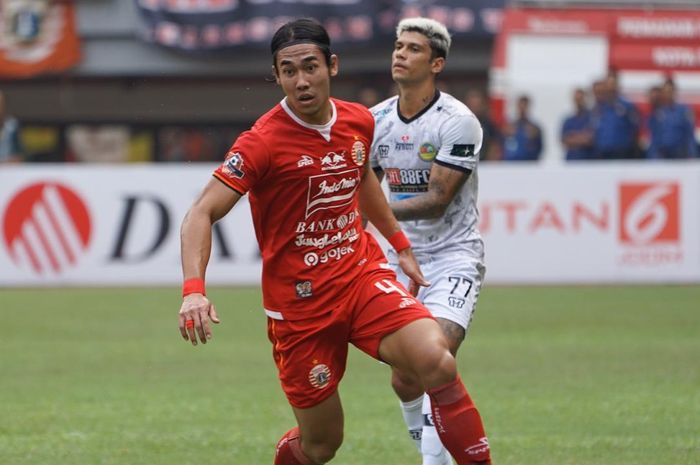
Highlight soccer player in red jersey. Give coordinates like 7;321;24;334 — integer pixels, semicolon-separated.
178;18;491;465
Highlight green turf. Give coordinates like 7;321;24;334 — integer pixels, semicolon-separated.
1;285;699;465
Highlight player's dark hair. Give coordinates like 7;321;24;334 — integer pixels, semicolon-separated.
270;18;332;69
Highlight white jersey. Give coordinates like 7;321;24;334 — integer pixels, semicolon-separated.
370;90;484;260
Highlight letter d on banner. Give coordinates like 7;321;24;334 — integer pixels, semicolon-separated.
111;196;170;261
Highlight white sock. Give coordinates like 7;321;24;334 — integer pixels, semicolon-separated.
399;396;424;452
421;393;453;465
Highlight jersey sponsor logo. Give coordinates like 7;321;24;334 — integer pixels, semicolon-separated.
303;245;355;267
320;151;347;170
223;151;245;178
308;363;331;389
2;182;92;275
385;168;430;193
351;139;366;166
295;280;313;298
450;144;475;158
399;297;417;308
295;227;359;250
395;134;414;151
297;154;314;168
295;210;359;233
306;169;361;218
377;144;390;159
619;182;679;245
419;142;437;161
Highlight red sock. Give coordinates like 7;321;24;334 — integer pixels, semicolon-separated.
426;376;491;465
274;427;317;465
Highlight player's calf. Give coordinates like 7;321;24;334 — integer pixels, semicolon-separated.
274;427;319;465
426;376;491;465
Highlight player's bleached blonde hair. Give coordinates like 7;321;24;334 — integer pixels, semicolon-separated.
396;17;451;59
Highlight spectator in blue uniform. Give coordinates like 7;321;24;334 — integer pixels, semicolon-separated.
647;79;698;159
591;74;641;159
561;88;594;160
503;94;542;161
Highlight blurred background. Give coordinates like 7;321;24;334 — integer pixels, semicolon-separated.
2;0;699;286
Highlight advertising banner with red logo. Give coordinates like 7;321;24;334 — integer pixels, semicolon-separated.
1;163;699;287
0;0;81;78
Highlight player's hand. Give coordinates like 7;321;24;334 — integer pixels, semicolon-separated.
178;293;221;346
397;248;430;296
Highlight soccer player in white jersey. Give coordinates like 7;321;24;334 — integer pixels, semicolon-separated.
370;18;490;465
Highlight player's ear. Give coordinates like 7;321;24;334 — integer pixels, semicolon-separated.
329;54;339;77
431;57;445;75
272;65;281;85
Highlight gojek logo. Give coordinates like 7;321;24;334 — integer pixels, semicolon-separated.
619;182;679;245
2;182;92;274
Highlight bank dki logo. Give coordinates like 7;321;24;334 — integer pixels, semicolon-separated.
619;182;679;245
2;182;92;274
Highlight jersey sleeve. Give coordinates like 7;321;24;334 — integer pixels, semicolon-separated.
213;130;269;195
434;113;483;172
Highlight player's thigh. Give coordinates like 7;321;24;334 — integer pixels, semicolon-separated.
267;313;350;410
348;268;433;360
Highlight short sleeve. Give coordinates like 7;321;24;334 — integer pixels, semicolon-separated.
213;130;269;195
434;114;483;172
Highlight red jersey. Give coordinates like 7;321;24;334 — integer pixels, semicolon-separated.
213;98;387;320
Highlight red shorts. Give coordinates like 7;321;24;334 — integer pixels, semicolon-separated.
266;266;433;409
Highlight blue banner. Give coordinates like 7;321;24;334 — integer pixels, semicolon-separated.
136;0;504;51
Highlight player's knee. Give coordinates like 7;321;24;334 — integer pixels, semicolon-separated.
302;433;343;464
391;369;422;399
417;348;457;390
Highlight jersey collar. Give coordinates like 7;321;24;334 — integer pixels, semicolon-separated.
280;97;337;142
397;89;441;124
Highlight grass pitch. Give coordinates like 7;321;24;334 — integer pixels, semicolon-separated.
1;285;699;465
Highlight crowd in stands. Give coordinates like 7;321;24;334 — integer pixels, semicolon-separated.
1;76;698;164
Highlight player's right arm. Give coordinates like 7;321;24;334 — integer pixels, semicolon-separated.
179;179;241;346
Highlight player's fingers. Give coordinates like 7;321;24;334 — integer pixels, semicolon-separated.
186;316;198;346
178;314;188;340
408;279;419;297
196;311;209;344
209;305;221;325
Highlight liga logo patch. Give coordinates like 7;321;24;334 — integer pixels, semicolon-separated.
618;182;680;245
223;151;245;178
308;363;331;389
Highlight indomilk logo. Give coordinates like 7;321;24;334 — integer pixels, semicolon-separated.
2;182;91;275
305;169;361;218
618;182;680;245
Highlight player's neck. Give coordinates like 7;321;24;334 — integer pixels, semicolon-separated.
397;81;438;120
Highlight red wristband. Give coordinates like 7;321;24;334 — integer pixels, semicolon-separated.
388;231;411;252
182;278;206;297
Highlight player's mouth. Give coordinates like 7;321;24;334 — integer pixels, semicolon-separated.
392;63;407;71
298;94;315;105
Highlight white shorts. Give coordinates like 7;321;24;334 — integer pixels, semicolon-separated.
392;253;486;332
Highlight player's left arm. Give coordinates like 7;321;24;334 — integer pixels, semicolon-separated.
391;114;481;221
358;167;429;289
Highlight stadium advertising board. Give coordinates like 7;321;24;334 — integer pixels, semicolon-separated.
1;163;699;286
135;0;504;51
